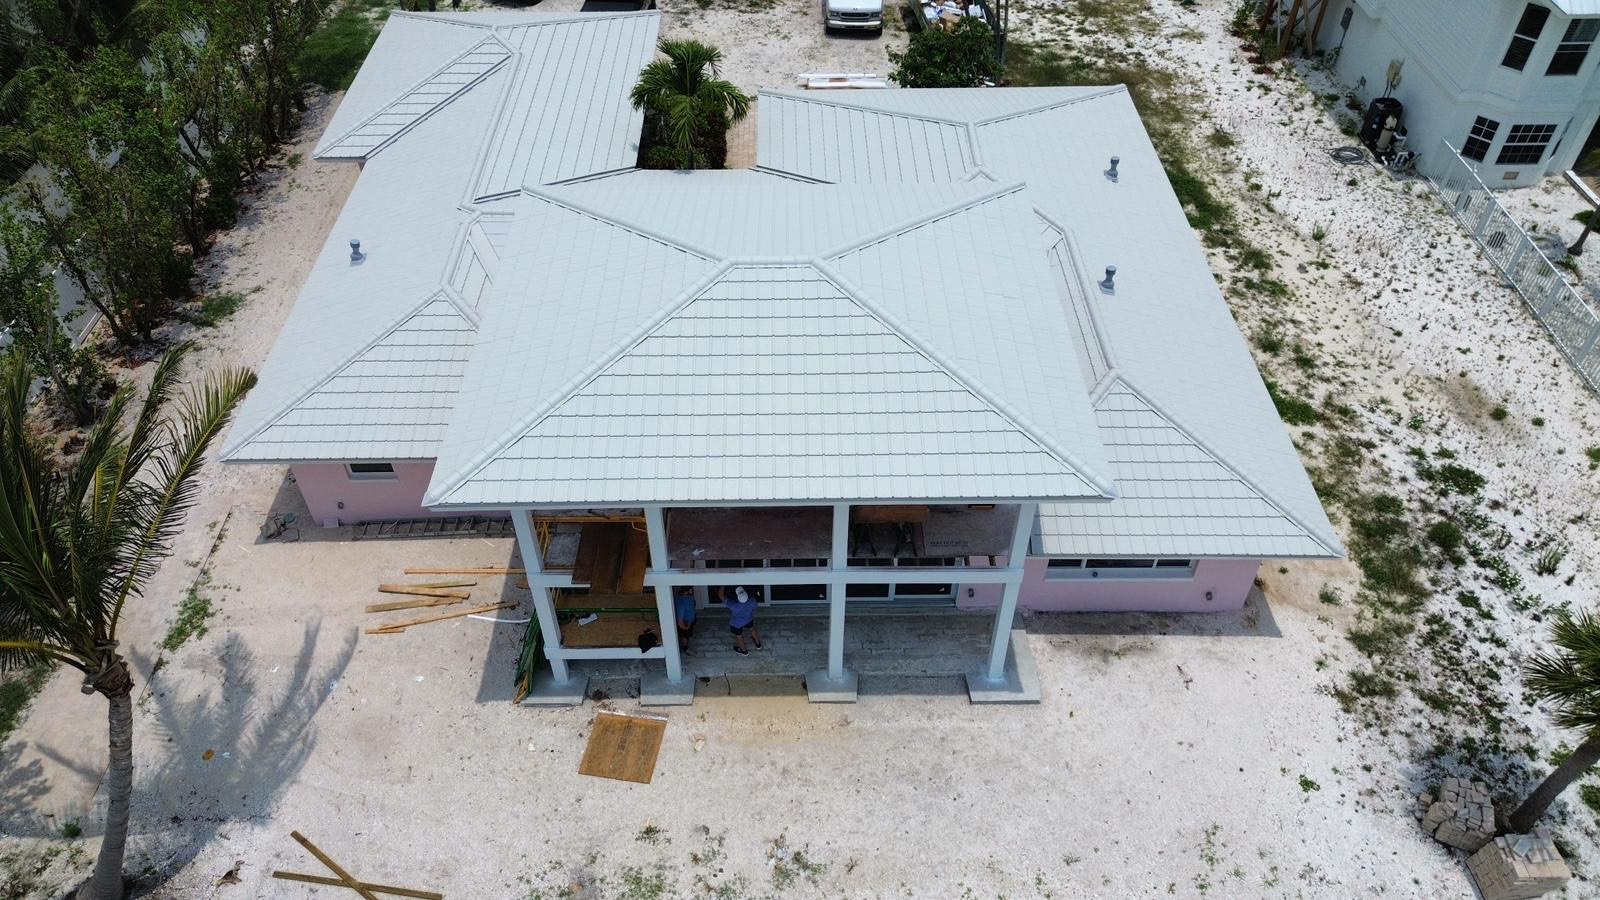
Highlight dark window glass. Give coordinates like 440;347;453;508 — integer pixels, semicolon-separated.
1462;116;1501;161
771;583;826;602
893;582;954;597
1046;558;1084;568
347;462;394;474
1084;558;1157;569
1496;123;1558;164
1155;559;1195;569
1503;4;1551;69
1548;18;1600;74
846;583;891;598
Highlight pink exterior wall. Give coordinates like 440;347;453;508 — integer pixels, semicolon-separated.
292;462;442;526
961;557;1262;613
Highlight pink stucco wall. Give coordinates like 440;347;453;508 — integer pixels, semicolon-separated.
962;557;1261;613
292;462;442;526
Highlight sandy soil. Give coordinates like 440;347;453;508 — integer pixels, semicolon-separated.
4;0;1600;897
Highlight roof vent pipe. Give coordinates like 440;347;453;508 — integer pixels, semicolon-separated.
1105;156;1120;182
1099;265;1117;294
349;239;365;264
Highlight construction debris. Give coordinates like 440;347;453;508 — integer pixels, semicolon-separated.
364;596;463;614
273;831;442;899
378;580;477;590
402;566;524;575
367;602;516;635
375;586;471;600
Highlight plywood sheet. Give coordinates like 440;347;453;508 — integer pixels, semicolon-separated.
618;527;650;594
579;712;666;784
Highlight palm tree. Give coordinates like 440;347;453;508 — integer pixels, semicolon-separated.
1508;610;1600;834
629;39;751;170
0;342;255;899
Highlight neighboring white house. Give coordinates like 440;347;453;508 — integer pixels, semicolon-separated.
1325;0;1600;186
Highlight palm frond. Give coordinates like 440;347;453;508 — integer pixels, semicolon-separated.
1525;610;1600;734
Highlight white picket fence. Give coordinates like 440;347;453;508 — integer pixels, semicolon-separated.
1427;141;1600;395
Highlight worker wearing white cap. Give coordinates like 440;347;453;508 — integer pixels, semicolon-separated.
721;585;763;655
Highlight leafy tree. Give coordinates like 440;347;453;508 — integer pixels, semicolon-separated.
1508;610;1600;833
203;0;327;148
889;18;1002;88
0;208;109;423
630;40;750;171
0;342;255;899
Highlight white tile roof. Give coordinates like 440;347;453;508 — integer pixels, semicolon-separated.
423;173;1115;507
222;12;661;463
757;87;1341;558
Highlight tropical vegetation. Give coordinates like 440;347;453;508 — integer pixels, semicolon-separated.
630;39;751;170
888;18;1002;88
1507;610;1600;833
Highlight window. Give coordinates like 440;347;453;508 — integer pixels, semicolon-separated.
345;462;396;481
1503;4;1551;70
1496;123;1558;164
1462;116;1501;162
1548;18;1600;74
1045;558;1196;579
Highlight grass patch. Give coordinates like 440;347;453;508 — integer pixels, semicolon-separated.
1426;520;1464;554
296;2;385;91
0;661;54;746
1263;378;1321;425
1581;783;1600;816
161;571;216;652
194;291;245;327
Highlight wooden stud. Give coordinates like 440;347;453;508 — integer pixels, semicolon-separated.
364;597;463;614
1305;0;1330;54
377;580;476;591
290;832;380;900
1279;0;1304;55
367;602;517;635
271;871;443;900
401;567;524;575
376;586;471;599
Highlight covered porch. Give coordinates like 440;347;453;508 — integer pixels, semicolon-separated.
510;502;1040;705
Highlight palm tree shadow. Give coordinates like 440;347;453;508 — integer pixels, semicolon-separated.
124;616;356;894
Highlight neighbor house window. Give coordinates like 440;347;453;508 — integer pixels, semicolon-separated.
345;462;397;481
1547;18;1600;74
1503;4;1551;70
1045;558;1195;579
1462;116;1501;161
1496;124;1558;164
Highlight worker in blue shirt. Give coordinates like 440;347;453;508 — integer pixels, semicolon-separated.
720;585;763;655
674;586;697;653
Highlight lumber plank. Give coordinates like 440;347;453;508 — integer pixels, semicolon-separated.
587;524;627;593
571;524;603;584
272;871;443;900
376;586;471;599
367;602;516;635
560;613;657;648
364;596;463;614
291;832;380;900
377;580;476;591
401;567;524;575
555;592;655;612
617;527;649;594
853;504;931;524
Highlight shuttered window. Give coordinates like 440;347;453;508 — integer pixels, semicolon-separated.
1547;18;1600;75
1503;4;1551;70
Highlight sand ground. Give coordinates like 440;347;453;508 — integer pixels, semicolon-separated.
4;0;1600;897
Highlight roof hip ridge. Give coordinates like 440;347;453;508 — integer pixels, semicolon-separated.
423;260;736;507
222;289;459;460
1036;206;1118;373
519;186;722;261
971;84;1127;126
819;180;1025;259
1106;376;1345;556
809;258;1119;501
754;88;973;127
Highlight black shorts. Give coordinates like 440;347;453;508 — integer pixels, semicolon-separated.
678;621;695;638
729;623;753;636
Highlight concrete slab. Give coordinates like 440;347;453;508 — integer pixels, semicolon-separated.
520;670;589;707
639;672;696;706
804;669;859;703
964;629;1041;704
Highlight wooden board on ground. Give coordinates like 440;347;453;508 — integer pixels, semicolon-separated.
402;567;523;575
376;586;470;600
555;592;656;612
367;602;515;635
617;527;650;594
272;871;443;899
578;711;667;784
560;613;656;648
378;580;476;591
364;596;462;614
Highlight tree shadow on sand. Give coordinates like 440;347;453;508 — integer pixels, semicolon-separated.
121;616;356;894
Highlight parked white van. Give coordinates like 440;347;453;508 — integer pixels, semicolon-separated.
824;0;883;33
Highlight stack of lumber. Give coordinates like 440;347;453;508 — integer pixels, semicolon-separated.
363;567;522;634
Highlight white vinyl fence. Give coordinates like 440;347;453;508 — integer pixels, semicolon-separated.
1427;141;1600;395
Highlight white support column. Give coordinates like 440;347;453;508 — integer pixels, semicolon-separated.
644;506;682;683
827;502;850;680
984;503;1037;681
511;508;567;684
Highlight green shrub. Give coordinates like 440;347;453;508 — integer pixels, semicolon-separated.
1427;520;1464;553
1580;783;1600;815
1263;378;1320;426
296;5;383;91
889;19;1001;88
1490;405;1508;421
1427;463;1487;497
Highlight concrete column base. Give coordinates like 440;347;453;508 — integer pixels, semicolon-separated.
965;629;1040;704
520;669;589;707
805;669;859;703
640;672;696;706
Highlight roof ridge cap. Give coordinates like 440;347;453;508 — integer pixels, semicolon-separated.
1109;379;1345;556
754;89;973;127
820;181;1024;258
971;85;1127;126
222;289;454;460
810;259;1118;500
387;11;497;28
1037;207;1118;373
423;260;735;507
520;186;721;261
317;35;511;159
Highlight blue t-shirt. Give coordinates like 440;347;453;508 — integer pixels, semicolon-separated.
675;592;697;624
727;595;757;628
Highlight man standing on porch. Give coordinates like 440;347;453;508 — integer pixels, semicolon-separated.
721;586;763;655
675;586;697;654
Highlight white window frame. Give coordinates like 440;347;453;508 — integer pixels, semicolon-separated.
345;462;398;481
1044;557;1197;581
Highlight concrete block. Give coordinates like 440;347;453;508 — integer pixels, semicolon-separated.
965;629;1041;704
1422;777;1495;852
1468;832;1572;900
521;670;589;707
805;669;859;703
639;672;696;706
